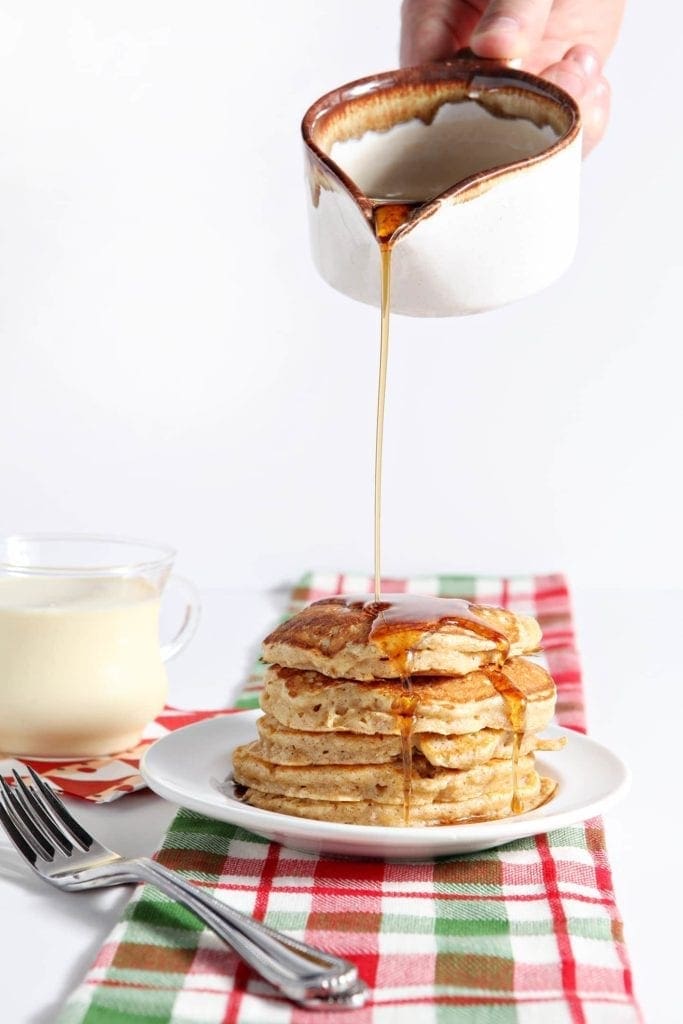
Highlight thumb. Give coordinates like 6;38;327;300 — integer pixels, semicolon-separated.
471;0;554;61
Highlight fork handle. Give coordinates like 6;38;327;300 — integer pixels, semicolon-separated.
133;858;360;1005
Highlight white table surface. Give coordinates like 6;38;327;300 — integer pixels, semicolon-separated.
0;586;671;1023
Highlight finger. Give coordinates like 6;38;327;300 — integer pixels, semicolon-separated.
400;0;478;66
580;76;611;155
542;44;602;93
470;0;554;61
540;46;609;155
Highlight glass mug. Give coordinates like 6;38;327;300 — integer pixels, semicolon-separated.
0;534;200;757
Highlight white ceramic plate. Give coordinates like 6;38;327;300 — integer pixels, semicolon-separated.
140;710;629;860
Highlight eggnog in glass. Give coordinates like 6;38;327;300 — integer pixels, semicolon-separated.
0;535;199;757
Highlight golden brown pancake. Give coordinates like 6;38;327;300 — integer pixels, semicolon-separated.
232;594;562;829
239;777;557;827
261;657;555;736
234;742;538;805
255;712;564;769
262;595;542;680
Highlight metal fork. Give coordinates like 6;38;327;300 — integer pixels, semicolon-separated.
0;767;368;1010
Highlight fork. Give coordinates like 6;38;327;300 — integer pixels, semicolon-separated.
0;767;368;1010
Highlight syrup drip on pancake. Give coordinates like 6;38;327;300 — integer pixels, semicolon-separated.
366;607;419;825
368;594;511;657
336;593;518;823
328;594;529;821
395;682;419;824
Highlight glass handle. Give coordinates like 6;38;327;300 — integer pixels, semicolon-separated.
160;575;201;662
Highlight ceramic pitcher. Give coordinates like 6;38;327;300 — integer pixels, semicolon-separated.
302;58;581;317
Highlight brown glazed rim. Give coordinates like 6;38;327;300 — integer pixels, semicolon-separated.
301;59;581;236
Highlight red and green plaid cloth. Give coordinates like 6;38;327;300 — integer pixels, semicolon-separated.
58;572;640;1024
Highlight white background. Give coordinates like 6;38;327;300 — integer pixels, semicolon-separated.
0;3;680;1022
0;0;681;591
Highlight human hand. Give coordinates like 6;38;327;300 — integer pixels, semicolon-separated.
400;0;626;154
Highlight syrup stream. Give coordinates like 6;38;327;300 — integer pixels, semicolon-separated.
374;246;391;604
369;202;529;823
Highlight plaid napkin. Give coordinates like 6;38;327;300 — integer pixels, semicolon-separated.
0;707;235;803
58;573;640;1024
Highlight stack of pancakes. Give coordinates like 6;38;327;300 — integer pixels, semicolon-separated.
232;595;563;827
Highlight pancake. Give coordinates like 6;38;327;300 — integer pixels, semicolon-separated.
418;729;563;768
233;741;538;805
262;594;542;680
239;777;557;827
231;594;562;829
261;657;555;736
255;712;564;769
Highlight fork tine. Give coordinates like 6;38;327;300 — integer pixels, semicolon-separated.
0;777;55;861
11;771;74;856
0;799;40;866
25;765;94;850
